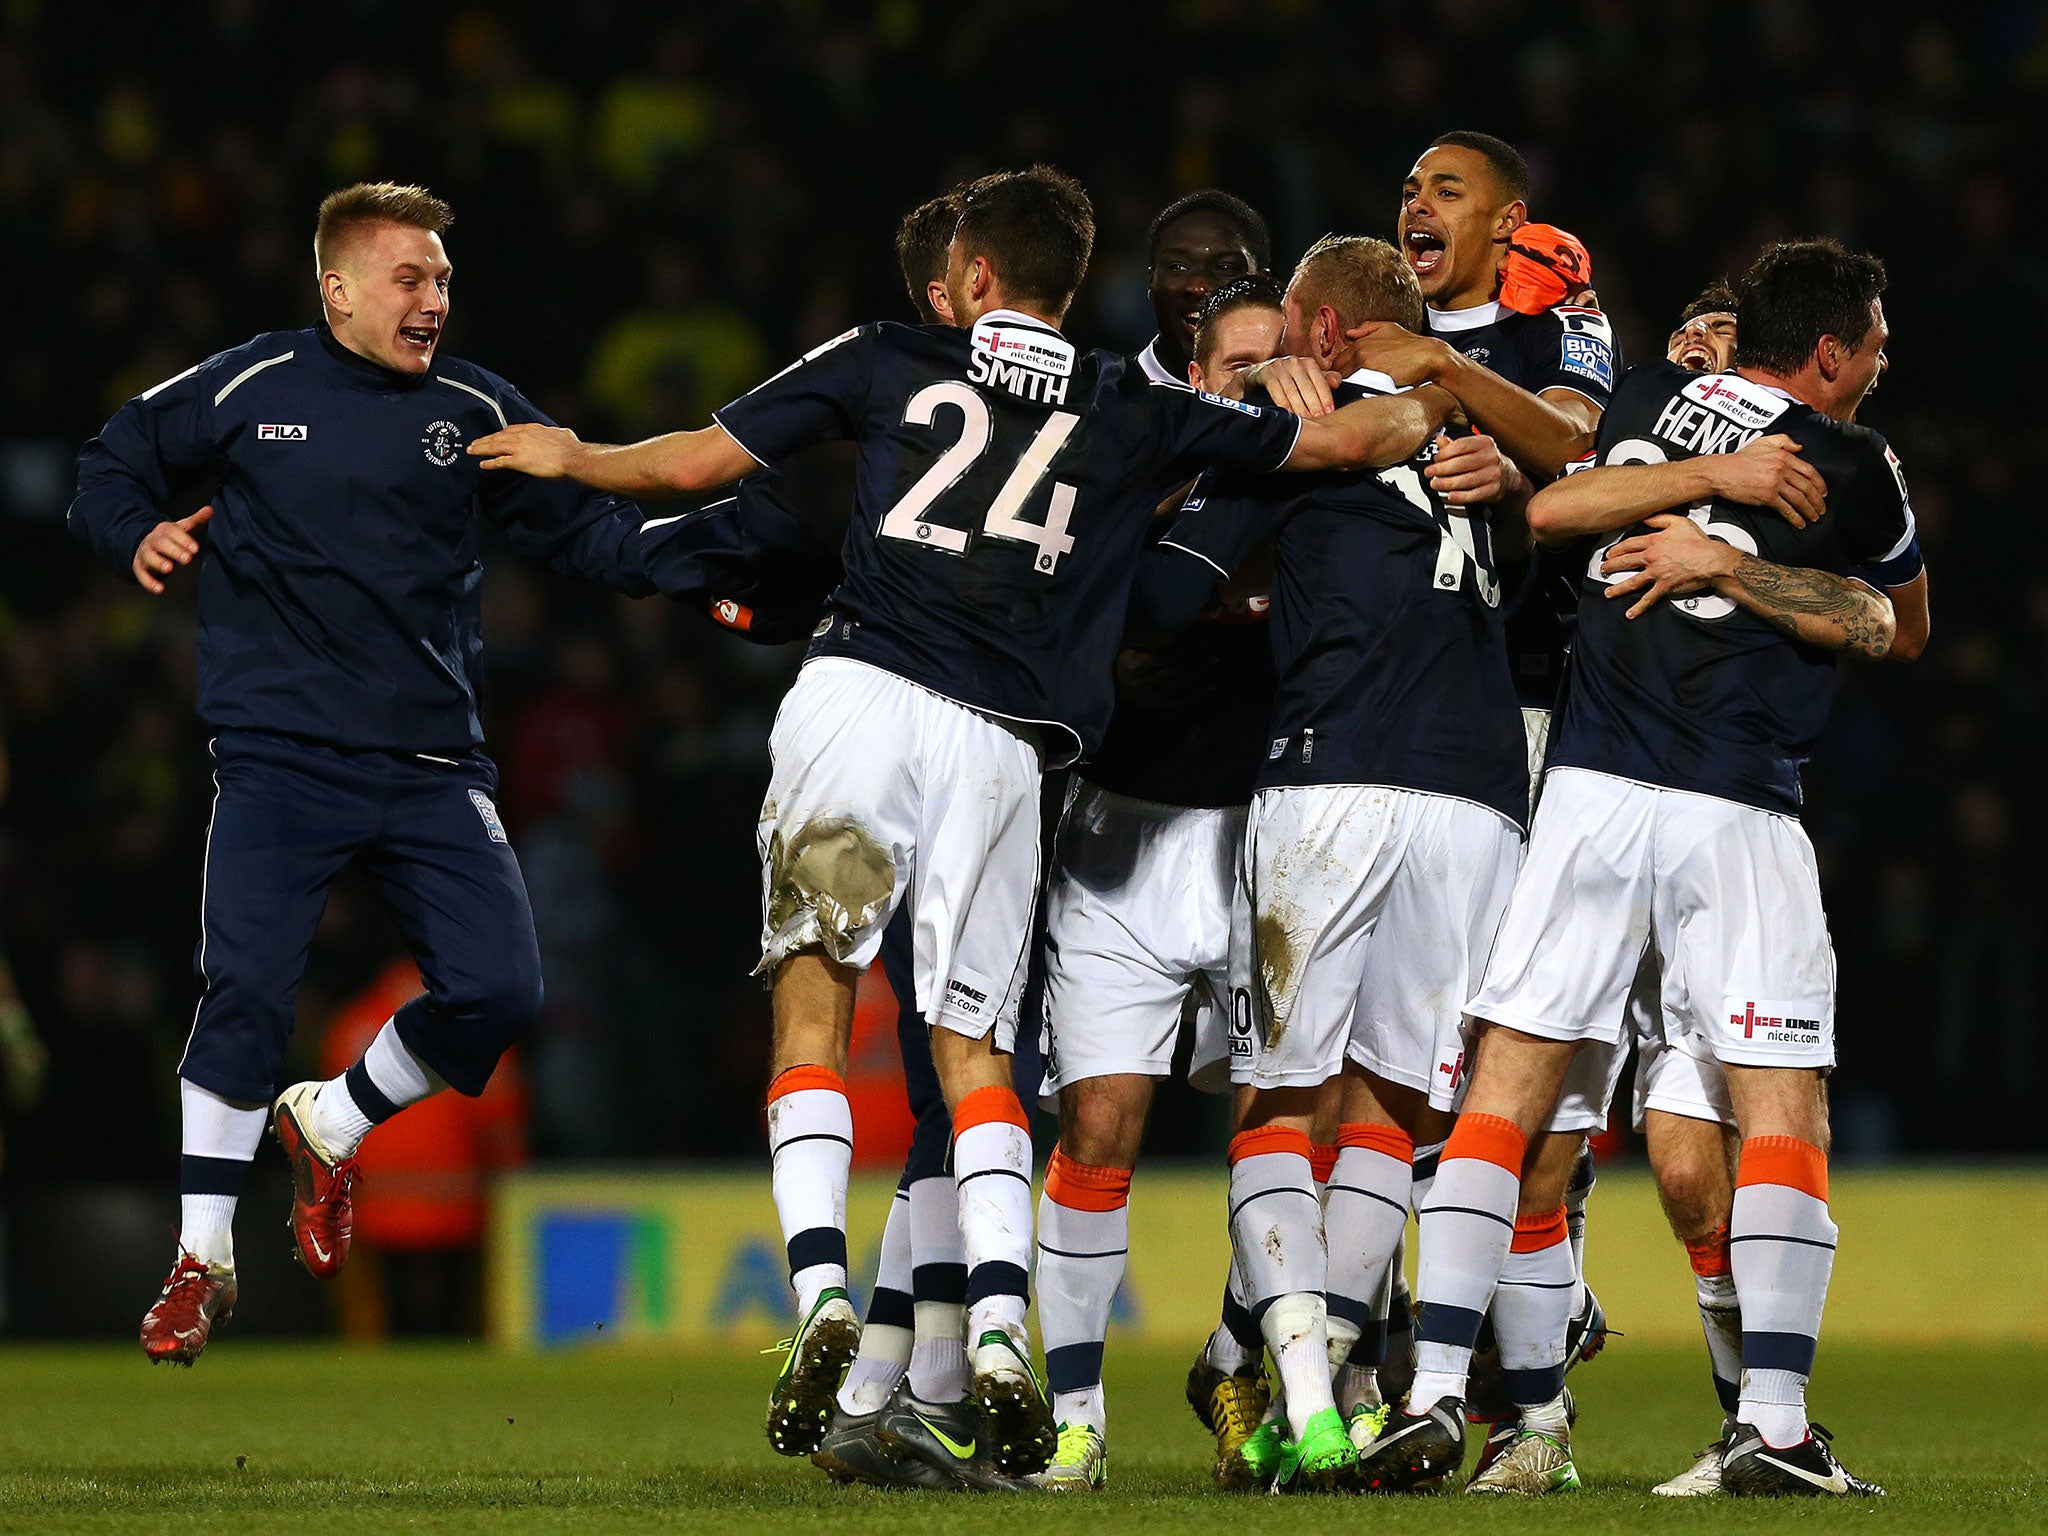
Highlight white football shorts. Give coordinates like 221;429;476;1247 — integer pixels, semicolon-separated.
1468;767;1836;1074
1234;783;1521;1099
1036;781;1244;1105
1626;947;1737;1129
758;657;1042;1044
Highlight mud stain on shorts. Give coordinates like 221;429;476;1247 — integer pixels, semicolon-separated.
764;817;895;963
1254;908;1299;1050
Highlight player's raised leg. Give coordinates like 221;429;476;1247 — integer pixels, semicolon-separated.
143;734;367;1363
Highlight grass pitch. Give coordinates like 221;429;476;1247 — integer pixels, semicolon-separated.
1;1341;2041;1534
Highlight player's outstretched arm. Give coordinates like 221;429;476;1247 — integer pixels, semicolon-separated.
1345;321;1596;482
1601;514;1894;659
1283;383;1459;472
1527;434;1827;545
469;422;760;497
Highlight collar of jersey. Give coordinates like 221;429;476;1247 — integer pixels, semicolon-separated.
315;316;434;392
1136;337;1189;389
1425;300;1504;333
1341;366;1403;395
1741;376;1812;409
977;306;1066;337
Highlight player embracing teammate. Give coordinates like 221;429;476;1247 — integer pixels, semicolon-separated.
1361;239;1916;1499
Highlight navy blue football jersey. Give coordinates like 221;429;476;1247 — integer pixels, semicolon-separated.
712;311;1301;764
1081;472;1277;808
1550;361;1920;813
1183;371;1528;827
1428;299;1620;711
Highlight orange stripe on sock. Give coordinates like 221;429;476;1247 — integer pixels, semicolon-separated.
952;1084;1030;1134
1045;1146;1131;1211
1228;1124;1313;1165
1737;1135;1829;1202
765;1064;846;1103
1338;1121;1416;1161
1685;1223;1732;1278
1309;1144;1338;1184
1510;1205;1569;1253
1443;1112;1528;1175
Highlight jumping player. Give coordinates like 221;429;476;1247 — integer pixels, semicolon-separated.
73;184;687;1365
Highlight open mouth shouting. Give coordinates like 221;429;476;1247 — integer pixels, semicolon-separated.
398;324;440;355
1404;226;1448;279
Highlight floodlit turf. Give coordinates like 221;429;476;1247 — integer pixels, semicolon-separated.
1;1341;2042;1533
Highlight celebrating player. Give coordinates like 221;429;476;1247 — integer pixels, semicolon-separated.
1182;235;1524;1492
471;165;1467;1477
1134;191;1271;386
70;183;697;1365
1536;282;1927;1497
1369;239;1914;1499
1028;273;1286;1492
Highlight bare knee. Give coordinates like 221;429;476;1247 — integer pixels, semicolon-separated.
770;951;860;1078
1058;1074;1153;1169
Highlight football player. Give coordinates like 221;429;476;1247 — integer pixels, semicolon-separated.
1582;283;1927;1498
1253;130;1623;1485
1027;275;1286;1493
1135;191;1271;386
474;166;1469;1478
1184;235;1525;1492
1367;240;1913;1500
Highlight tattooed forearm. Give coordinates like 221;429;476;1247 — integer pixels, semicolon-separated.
1723;555;1894;660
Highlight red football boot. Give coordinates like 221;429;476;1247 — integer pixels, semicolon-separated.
271;1081;360;1278
140;1252;238;1365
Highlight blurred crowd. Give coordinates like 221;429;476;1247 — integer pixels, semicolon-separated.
2;0;2045;1184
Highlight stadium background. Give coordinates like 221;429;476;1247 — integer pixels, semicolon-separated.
0;0;2045;1359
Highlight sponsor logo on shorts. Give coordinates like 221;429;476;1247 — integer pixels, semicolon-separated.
946;978;988;1018
468;789;509;844
1230;987;1255;1059
1437;1049;1465;1092
257;423;308;441
1727;998;1823;1046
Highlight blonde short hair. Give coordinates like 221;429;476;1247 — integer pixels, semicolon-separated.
314;182;453;273
1290;234;1424;334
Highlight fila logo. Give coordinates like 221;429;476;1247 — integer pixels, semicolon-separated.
257;424;308;441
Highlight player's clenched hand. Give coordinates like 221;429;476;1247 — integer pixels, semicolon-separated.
1705;434;1827;528
1343;321;1455;386
1426;432;1521;506
1601;513;1741;619
132;505;213;595
1241;356;1340;417
469;423;584;478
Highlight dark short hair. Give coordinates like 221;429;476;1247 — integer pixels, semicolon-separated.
953;165;1095;315
1146;190;1272;272
1291;234;1426;334
1193;275;1285;365
1429;130;1531;205
1732;240;1887;374
895;190;960;324
1678;282;1740;326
